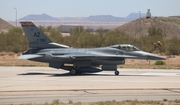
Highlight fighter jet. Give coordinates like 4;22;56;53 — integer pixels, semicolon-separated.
18;21;166;75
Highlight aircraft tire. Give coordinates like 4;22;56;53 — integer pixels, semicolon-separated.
115;70;119;75
70;69;76;75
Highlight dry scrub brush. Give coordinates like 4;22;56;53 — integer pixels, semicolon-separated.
0;26;180;55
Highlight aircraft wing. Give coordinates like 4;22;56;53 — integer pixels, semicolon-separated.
18;53;137;60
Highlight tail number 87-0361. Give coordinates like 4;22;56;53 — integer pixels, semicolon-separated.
37;38;46;43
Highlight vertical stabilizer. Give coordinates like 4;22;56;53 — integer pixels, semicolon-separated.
20;21;69;48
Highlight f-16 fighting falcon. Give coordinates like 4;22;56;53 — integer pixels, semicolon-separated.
18;21;166;75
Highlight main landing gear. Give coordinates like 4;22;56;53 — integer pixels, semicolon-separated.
114;70;119;75
70;68;76;75
70;66;81;75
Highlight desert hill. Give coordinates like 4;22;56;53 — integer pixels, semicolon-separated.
0;18;14;32
115;17;180;38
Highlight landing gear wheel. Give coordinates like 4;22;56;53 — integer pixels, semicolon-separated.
115;70;119;75
70;69;76;75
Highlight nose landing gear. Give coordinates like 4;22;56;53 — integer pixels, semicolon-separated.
114;70;119;75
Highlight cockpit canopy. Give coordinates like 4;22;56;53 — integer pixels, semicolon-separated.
109;44;140;51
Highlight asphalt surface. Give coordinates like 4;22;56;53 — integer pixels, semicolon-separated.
0;67;180;104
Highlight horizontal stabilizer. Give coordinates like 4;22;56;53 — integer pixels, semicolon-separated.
18;54;43;59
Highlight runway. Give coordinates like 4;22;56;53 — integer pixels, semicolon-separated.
0;67;180;104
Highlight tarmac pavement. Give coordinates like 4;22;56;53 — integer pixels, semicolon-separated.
0;67;180;104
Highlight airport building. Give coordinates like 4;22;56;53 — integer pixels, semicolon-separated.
61;25;82;33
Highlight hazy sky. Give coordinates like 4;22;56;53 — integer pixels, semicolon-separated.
0;0;180;20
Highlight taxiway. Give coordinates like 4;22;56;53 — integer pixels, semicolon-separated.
0;67;180;104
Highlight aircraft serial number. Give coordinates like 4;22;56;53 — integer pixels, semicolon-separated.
37;38;46;42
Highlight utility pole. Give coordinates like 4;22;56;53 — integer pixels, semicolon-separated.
14;7;17;27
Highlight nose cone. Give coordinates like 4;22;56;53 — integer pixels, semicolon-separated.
134;51;166;60
147;54;166;60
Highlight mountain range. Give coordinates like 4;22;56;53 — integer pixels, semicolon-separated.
19;13;146;22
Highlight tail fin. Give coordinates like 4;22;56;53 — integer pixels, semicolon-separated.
20;21;69;48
